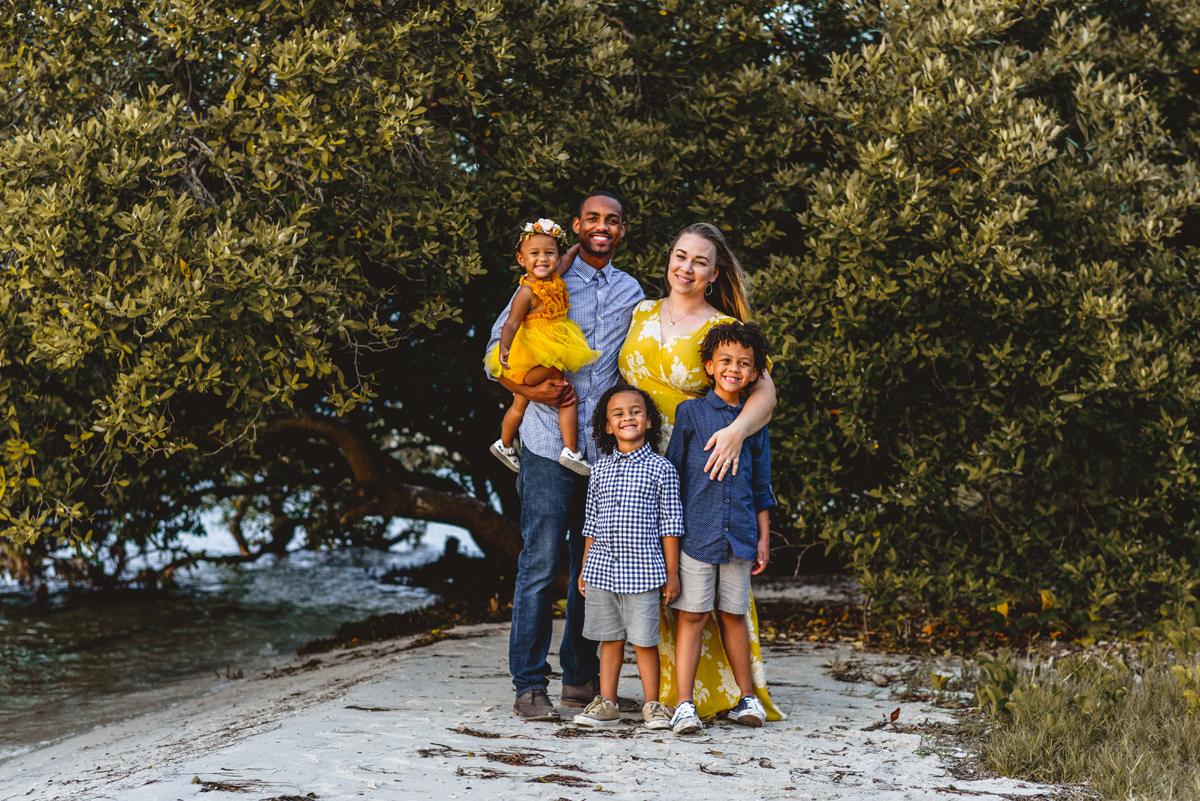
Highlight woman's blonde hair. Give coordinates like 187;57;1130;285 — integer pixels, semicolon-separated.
668;222;752;322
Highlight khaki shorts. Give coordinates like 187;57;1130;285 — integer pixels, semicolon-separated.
581;584;661;647
670;552;752;616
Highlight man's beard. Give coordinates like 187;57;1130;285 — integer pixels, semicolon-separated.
578;237;613;258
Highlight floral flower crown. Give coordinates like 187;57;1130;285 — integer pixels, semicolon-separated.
514;218;568;253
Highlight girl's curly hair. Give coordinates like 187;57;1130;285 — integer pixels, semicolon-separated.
591;384;665;455
699;321;771;377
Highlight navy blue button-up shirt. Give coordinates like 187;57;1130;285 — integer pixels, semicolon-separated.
581;445;685;593
666;390;777;564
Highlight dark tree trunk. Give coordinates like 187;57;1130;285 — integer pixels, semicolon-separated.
262;414;523;567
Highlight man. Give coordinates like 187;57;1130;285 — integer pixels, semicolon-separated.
486;191;645;721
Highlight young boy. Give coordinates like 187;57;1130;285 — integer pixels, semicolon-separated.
666;321;776;735
574;385;682;730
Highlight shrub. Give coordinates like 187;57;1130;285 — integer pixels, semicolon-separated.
758;0;1200;633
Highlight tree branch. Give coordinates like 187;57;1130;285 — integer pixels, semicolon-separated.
262;413;521;563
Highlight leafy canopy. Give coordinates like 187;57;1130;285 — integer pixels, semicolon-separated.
3;0;1200;639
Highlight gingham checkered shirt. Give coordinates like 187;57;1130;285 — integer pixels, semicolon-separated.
666;390;777;564
485;255;645;465
580;445;685;594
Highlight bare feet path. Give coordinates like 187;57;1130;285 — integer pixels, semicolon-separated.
0;621;1056;800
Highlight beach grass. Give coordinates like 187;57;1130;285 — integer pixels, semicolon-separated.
979;641;1200;800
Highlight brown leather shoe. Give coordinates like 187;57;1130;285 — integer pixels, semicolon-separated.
513;688;561;722
560;677;638;712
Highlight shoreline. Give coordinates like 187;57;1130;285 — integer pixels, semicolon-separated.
0;546;441;761
0;645;303;765
0;617;1064;801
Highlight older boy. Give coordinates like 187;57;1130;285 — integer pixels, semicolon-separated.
666;321;777;735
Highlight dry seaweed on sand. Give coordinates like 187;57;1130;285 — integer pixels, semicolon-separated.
484;749;546;767
263;659;324;678
191;775;281;794
482;747;590;773
698;763;737;777
417;744;463;758
930;787;988;797
825;660;869;683
455;766;508;780
525;773;593;788
450;725;512;739
195;779;255;793
552;726;635;739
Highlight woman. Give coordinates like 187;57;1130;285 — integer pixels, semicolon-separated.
619;222;784;722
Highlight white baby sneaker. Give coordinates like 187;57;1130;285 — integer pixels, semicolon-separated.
558;447;591;476
490;439;520;473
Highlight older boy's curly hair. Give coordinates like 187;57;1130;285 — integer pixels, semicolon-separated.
591;384;664;455
699;321;771;377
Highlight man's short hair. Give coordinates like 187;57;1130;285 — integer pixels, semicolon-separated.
577;189;624;220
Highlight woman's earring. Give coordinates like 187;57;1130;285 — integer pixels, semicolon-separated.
705;282;714;296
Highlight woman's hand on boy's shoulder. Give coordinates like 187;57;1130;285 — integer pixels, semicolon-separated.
703;424;747;481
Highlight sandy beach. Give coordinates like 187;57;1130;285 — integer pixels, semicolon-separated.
0;608;1061;801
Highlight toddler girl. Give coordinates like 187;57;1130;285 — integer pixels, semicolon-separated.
485;218;598;475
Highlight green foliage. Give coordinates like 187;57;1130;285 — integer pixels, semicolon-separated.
757;0;1200;632
1;0;1198;618
976;648;1020;717
1170;664;1200;714
0;0;624;579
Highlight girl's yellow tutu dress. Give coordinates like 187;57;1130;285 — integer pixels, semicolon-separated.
485;274;599;383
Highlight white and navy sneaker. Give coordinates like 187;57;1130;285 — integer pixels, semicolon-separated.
727;695;766;727
670;700;703;735
490;439;520;473
558;447;591;476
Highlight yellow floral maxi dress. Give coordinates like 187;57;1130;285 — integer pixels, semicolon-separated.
618;299;785;722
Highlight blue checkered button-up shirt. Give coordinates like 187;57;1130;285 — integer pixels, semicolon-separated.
666;390;777;564
580;445;685;594
485;255;645;465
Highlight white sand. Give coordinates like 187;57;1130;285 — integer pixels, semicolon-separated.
0;621;1054;800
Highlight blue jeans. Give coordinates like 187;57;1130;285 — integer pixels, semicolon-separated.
509;446;599;695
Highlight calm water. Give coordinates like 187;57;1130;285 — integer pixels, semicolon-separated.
0;546;445;761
